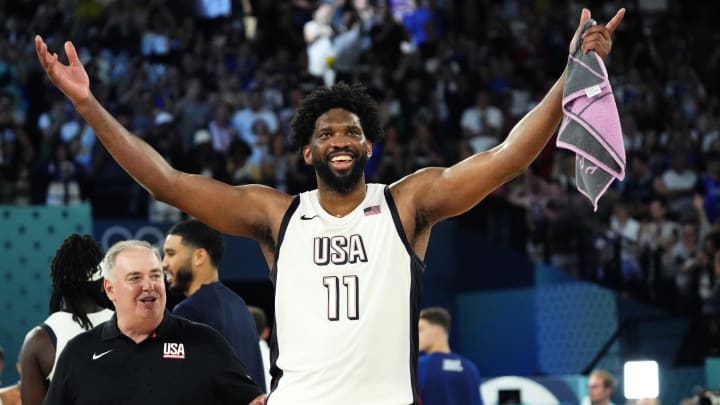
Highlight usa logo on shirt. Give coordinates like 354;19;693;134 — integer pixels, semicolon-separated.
163;342;186;359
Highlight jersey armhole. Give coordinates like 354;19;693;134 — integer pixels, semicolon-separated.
383;185;426;272
40;323;57;349
271;195;300;283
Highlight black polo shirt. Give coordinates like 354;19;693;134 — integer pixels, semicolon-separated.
44;311;263;405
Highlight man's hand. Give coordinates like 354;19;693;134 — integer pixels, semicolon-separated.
569;8;626;58
35;35;91;105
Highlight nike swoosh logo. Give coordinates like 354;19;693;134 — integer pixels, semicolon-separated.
92;350;112;360
300;214;318;220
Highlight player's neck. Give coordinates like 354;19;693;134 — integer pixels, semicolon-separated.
317;182;367;218
187;269;219;296
427;341;451;354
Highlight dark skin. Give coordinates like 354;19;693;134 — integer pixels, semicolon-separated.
18;328;54;405
18;298;105;405
34;8;624;270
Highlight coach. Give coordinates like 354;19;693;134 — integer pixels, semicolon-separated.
44;240;265;405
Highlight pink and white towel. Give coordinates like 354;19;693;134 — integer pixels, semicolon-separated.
557;19;625;211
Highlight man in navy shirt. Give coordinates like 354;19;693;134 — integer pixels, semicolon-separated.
418;307;482;405
162;219;266;390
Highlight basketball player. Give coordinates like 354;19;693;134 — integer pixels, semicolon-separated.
418;307;482;405
162;219;266;389
18;234;113;405
34;8;624;404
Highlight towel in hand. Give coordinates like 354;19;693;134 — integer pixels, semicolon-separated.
557;19;625;211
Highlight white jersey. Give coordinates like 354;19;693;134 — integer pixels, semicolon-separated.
42;308;114;380
268;184;423;405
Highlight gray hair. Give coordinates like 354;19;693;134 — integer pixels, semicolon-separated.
101;240;162;280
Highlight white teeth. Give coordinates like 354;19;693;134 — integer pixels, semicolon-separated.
331;155;352;162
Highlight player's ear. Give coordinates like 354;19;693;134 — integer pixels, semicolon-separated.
366;141;373;158
303;145;313;165
193;248;207;266
104;278;115;302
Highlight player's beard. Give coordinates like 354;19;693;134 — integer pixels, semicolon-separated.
168;262;194;297
313;148;367;194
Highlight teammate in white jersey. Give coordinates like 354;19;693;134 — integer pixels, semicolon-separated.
18;234;113;405
34;8;624;404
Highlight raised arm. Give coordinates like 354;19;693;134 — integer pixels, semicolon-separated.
34;36;291;239
397;8;625;225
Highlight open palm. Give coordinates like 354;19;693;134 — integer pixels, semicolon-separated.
35;35;91;104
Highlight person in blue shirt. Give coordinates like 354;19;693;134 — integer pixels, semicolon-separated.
162;219;266;391
418;307;482;405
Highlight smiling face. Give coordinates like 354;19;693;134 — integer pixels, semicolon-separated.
162;234;195;296
104;247;166;328
303;108;372;194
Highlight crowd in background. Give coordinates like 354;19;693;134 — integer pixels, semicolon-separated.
1;0;720;347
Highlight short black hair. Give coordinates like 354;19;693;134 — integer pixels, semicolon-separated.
289;82;384;148
49;234;106;330
419;307;451;334
168;219;225;267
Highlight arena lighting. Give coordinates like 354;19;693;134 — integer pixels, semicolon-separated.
624;360;659;399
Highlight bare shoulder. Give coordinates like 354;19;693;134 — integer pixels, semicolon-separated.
389;167;445;216
192;183;295;238
22;326;52;350
240;184;295;227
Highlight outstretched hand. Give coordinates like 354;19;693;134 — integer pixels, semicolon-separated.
569;8;625;58
35;35;91;105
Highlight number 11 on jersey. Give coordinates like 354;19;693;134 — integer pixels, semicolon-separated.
323;275;359;321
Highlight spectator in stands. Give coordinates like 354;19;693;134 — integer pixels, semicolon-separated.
620;151;657;219
187;128;229;181
655;151;698;218
260;132;292;191
303;2;336;87
406;121;445;172
0;92;34;204
460;89;504;154
665;220;701;312
226;138;261;185
639;197;680;304
41;140;85;206
607;201;643;295
208;101;237;156
698;152;720;225
232;89;279;157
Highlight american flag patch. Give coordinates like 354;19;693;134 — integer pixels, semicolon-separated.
363;205;381;216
